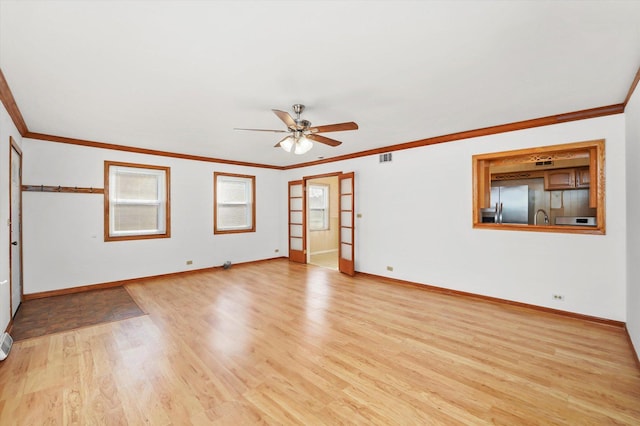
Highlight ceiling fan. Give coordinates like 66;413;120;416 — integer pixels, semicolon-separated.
234;104;358;154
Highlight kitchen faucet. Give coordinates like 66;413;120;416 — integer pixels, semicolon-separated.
534;208;549;225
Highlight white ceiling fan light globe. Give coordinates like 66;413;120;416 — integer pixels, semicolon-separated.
294;135;313;154
280;136;294;152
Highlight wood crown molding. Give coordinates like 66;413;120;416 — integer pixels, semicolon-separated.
283;104;624;170
23;104;624;171
3;63;637;169
24;131;284;170
0;68;28;136
624;65;640;107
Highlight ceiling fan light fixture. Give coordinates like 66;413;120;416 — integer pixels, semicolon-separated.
294;135;313;154
280;136;294;152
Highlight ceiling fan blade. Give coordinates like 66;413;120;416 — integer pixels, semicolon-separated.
307;134;342;147
234;127;288;133
272;109;297;129
309;122;358;133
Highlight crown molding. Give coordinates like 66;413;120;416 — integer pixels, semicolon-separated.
0;68;28;136
3;64;638;170
624;66;640;107
24;132;284;170
283;104;624;170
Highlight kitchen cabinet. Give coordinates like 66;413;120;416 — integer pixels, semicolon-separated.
544;167;590;190
575;167;590;188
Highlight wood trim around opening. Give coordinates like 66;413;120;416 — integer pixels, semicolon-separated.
213;172;256;234
472;139;605;235
104;161;171;242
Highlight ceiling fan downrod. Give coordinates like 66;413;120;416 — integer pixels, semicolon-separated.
291;104;311;131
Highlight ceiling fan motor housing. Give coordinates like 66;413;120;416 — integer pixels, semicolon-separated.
296;119;311;131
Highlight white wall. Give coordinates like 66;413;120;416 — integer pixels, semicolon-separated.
21;139;285;294
15;112;631;325
626;85;640;354
0;102;23;332
285;114;627;321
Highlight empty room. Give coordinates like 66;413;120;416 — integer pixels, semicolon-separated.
1;1;640;424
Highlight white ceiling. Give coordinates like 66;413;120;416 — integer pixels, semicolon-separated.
1;1;639;167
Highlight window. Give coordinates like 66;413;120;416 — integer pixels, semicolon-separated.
472;139;605;234
214;172;255;234
104;161;170;241
308;184;329;231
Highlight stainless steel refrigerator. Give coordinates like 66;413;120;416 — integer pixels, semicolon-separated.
490;185;529;224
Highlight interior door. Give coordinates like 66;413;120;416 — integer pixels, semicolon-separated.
288;180;306;263
338;172;355;276
10;139;23;317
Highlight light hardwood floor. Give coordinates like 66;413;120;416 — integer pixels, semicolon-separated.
309;251;338;270
1;259;639;424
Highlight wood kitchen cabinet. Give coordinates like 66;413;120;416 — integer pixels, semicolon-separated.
544;167;590;190
575;167;590;188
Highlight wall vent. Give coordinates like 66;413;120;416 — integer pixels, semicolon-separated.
379;153;393;163
535;160;553;166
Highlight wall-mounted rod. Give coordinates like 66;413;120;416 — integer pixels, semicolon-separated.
22;185;104;194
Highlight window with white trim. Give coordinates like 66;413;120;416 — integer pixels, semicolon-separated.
214;172;255;234
105;161;170;241
308;184;329;231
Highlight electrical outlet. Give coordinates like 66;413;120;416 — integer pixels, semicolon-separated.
186;260;193;265
552;294;565;301
387;266;394;272
274;249;279;253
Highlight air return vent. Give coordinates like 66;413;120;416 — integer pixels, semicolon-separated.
536;161;553;166
379;153;393;163
0;332;13;361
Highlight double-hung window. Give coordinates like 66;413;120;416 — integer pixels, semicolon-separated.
105;161;170;241
214;172;255;234
308;184;329;231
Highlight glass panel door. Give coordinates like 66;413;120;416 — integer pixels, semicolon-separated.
338;172;355;276
288;180;305;263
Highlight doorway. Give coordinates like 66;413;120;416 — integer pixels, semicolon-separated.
307;176;339;270
287;171;355;276
10;137;23;317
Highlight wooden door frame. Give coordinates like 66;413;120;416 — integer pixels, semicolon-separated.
9;136;23;316
289;171;356;275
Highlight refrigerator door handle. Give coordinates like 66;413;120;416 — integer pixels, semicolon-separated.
499;203;503;224
494;203;499;224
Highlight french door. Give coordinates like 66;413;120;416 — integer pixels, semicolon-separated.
288;172;355;276
338;172;355;276
288;180;305;263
